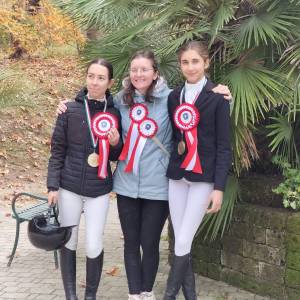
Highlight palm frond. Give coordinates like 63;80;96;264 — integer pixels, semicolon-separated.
225;56;286;125
267;112;299;166
231;120;259;174
51;0;140;30
209;0;238;45
233;6;299;51
197;175;240;241
280;39;300;78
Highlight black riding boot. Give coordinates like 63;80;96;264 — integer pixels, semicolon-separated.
60;246;78;300
182;255;197;300
163;253;190;300
84;251;104;300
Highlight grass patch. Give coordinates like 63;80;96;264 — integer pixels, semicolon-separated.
0;67;40;109
37;44;79;59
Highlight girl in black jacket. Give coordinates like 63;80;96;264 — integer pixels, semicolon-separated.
47;58;122;300
163;41;232;300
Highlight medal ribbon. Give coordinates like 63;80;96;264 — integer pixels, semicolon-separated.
84;97;98;150
178;82;206;174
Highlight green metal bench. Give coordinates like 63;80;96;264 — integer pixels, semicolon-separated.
7;192;59;268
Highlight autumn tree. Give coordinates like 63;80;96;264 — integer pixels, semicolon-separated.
0;0;85;58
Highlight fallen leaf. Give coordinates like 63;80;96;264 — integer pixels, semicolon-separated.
106;266;120;276
0;169;9;175
0;152;7;159
79;279;86;288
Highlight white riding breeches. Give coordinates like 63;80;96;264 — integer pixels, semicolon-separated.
168;179;213;256
58;188;109;258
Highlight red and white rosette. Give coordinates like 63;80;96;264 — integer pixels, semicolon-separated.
174;103;202;174
119;103;150;174
123;118;158;174
92;112;118;179
130;103;148;123
139;118;158;138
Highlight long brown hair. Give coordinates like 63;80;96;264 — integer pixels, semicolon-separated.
123;50;159;106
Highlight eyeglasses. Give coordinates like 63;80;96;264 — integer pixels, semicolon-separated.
129;68;154;74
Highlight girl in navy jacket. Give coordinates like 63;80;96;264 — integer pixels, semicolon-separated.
163;41;232;300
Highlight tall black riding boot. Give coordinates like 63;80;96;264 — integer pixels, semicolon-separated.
60;246;78;300
182;255;197;300
84;251;104;300
163;253;190;300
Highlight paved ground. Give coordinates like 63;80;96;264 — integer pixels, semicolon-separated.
0;196;272;300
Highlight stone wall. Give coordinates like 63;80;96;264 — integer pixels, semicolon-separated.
169;203;300;299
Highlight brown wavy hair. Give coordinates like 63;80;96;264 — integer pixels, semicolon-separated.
123;50;159;106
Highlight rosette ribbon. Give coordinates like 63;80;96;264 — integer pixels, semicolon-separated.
119;104;158;175
173;103;202;174
92;112;118;178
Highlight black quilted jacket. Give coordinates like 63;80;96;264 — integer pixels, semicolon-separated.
47;88;122;197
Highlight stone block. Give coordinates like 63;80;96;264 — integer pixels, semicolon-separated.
242;257;260;277
257;262;285;284
192;258;208;276
193;245;211;262
221;252;259;277
285;268;300;289
220;267;243;287
221;252;243;271
287;251;300;271
228;222;249;239
247;226;266;244
222;236;244;256
268;210;289;231
266;229;285;248
209;248;221;264
241;274;286;299
243;241;285;266
207;263;221;281
250;207;270;228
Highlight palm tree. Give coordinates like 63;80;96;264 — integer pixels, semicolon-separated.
53;0;300;239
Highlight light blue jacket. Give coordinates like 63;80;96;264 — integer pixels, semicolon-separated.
113;78;172;201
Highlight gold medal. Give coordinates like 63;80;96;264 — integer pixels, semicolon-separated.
87;152;99;167
178;140;186;155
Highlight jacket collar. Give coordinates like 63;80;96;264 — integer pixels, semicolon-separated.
75;87;114;109
175;78;217;99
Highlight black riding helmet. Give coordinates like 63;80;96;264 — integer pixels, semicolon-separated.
28;210;73;251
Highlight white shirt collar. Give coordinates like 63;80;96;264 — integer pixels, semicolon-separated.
185;76;206;91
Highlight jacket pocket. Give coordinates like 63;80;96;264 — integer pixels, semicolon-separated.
68;116;86;144
158;155;169;171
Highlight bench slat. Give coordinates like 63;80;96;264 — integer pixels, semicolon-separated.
13;203;50;221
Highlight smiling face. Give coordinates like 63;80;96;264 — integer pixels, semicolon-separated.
179;49;209;84
86;64;114;99
129;57;158;95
